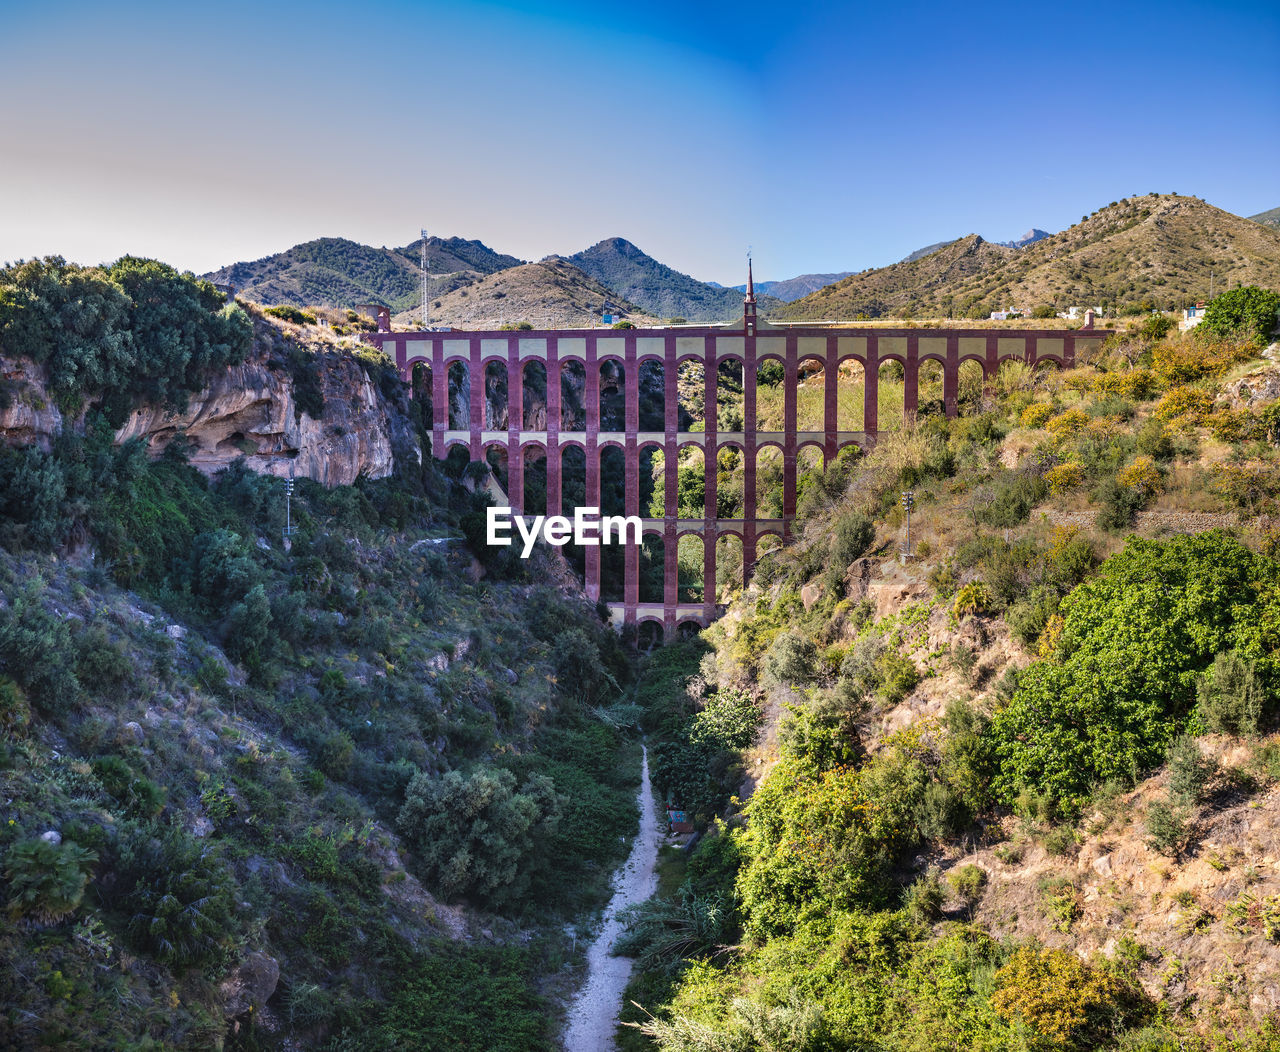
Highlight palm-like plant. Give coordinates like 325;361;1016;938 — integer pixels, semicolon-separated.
5;837;97;925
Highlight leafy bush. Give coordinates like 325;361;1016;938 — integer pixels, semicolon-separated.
616;881;733;973
765;631;820;685
1095;475;1146;531
1116;455;1162;498
1198;286;1280;345
0;256;250;416
1165;735;1213;805
1146;799;1192;855
115;827;240;970
989;533;1280;812
953;581;993;618
1197;650;1268;735
1006;586;1061;648
4;837;97;924
1153;385;1215;425
1046;408;1089;438
903;868;944;922
397;766;563;908
991;946;1150;1049
264;304;317;325
0;676;31;738
91;756;166;818
829;512;875;567
1044;462;1084;493
689;688;762;752
946;863;987;915
0;581;80;712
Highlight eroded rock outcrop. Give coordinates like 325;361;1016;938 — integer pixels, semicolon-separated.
0;323;416;486
114;351;398;486
0;357;64;449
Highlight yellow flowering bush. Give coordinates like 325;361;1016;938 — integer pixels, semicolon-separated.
1044;463;1084;494
1116;456;1162;497
1093;368;1155;400
1153;385;1215;425
1045;408;1089;438
1020;403;1053;429
991;947;1150;1048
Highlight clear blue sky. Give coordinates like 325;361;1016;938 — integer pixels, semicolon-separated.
1;0;1277;284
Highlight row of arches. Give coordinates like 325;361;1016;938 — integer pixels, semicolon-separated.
408;356;1044;436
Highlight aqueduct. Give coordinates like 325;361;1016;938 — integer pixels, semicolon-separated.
362;287;1108;637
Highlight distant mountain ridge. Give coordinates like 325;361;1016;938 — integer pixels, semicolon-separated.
723;272;855;302
204;235;522;313
391;259;655;330
565;237;781;322
1251;206;1280;231
775;194;1280;321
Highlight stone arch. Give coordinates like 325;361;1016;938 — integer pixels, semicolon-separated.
636;619;665;650
599;359;625;431
716;355;745;434
674;529;708;604
957;359;986;414
519;440;548;516
638;359;666;431
834;355;866;432
410;360;434;440
481;439;509;493
447;360;470;430
521;360;547;429
714;532;744;603
484;360;508;429
560;360;586;431
917;357;946;417
752;443;785;518
599;445;626;518
638;438;664;519
876;358;906;432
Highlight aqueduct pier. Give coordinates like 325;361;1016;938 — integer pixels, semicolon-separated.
362;301;1108;637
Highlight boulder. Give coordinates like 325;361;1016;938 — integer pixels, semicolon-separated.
220;951;280;1018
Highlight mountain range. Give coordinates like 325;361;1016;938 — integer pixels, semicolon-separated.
203;235;523;314
1251;206;1280;231
774;195;1280;320
203;197;1280;328
391;258;656;330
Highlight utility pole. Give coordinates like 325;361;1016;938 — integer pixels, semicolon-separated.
901;490;914;562
283;469;297;552
421;228;430;330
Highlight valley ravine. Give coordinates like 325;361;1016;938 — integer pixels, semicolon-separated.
563;744;663;1052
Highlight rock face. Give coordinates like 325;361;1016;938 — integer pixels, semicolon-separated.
0;333;414;487
114;351;399;486
0;357;64;449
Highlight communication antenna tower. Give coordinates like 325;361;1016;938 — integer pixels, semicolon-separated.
421;228;430;330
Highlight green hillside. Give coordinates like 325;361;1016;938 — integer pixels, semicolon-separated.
203;235;523;313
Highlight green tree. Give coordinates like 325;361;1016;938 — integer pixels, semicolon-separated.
1198;285;1280;345
397;766;564;908
989;533;1280;812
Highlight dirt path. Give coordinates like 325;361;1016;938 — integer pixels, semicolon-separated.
562;744;662;1052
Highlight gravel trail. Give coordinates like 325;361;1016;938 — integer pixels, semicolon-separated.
563;744;663;1052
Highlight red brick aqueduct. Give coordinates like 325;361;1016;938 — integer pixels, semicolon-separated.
362;291;1109;637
